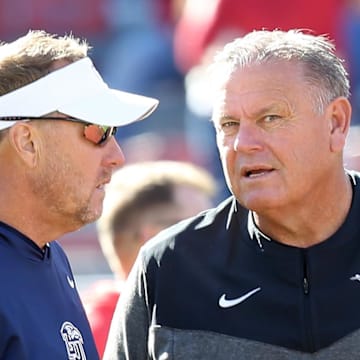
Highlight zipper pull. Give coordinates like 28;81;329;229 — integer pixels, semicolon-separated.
303;277;309;295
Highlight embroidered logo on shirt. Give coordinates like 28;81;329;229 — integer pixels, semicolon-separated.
60;321;87;360
67;275;75;289
350;274;360;282
218;287;261;308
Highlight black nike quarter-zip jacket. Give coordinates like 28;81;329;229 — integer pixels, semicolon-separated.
104;171;360;360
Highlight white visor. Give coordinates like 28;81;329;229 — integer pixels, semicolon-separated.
0;57;159;130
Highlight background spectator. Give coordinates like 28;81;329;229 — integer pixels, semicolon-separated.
81;160;218;357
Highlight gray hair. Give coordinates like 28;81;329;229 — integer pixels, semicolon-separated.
211;29;350;114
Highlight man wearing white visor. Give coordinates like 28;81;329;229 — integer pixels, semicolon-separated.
0;30;158;360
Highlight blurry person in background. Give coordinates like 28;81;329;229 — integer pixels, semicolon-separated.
340;0;360;125
82;160;218;357
0;30;158;359
344;125;360;170
104;29;360;359
173;0;344;74
99;0;186;142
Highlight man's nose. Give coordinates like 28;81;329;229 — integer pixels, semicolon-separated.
233;122;263;153
105;136;126;169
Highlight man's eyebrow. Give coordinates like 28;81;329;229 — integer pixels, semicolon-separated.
251;104;285;118
213;102;288;122
212;113;238;122
220;115;238;121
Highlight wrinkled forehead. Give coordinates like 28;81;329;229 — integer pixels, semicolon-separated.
212;58;304;86
211;61;306;119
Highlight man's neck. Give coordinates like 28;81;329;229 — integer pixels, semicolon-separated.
253;172;353;248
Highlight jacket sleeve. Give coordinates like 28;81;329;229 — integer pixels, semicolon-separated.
103;253;151;360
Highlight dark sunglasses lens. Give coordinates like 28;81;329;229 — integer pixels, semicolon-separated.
84;124;115;145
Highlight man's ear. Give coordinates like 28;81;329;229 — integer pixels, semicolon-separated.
326;96;352;153
8;123;39;167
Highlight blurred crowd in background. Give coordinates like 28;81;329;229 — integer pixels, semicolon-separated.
2;0;360;283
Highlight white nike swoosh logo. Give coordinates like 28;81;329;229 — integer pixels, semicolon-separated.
350;274;360;282
67;275;75;289
218;287;261;308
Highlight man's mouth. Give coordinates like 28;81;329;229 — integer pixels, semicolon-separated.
242;166;274;178
96;178;111;189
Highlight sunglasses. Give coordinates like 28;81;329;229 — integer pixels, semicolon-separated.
0;116;117;145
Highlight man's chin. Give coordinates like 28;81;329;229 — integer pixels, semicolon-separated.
78;207;102;227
